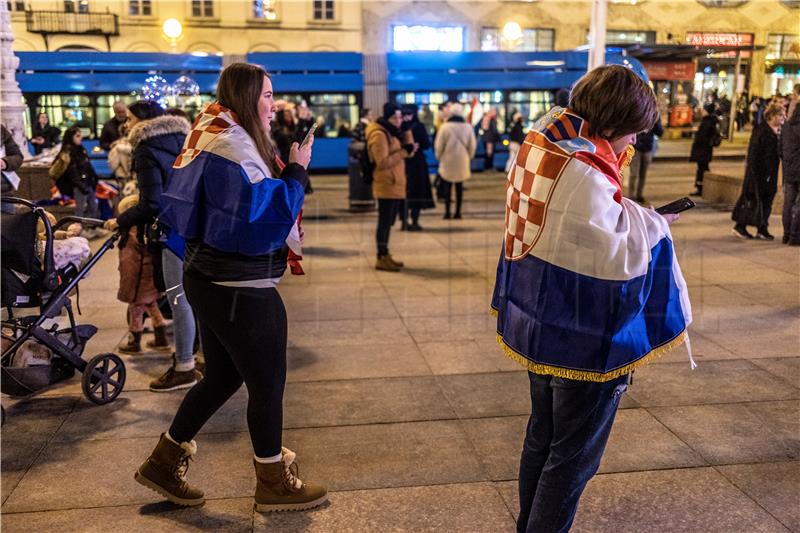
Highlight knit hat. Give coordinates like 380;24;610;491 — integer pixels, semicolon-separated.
383;102;400;120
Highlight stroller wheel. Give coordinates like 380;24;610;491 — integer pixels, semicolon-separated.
81;353;126;405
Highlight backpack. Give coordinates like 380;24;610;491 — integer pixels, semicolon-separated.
711;123;723;148
361;128;391;184
48;151;70;180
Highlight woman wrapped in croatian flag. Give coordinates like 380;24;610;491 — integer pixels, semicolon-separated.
492;65;692;533
134;63;328;513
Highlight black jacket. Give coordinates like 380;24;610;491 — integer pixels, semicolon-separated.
690;115;720;164
56;145;97;197
2;125;23;195
782;107;799;183
508;120;526;144
116;115;190;232
99;116;126;152
744;123;781;189
634;119;664;153
31;123;61;154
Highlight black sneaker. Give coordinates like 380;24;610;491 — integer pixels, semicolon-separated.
150;366;200;392
755;230;774;241
732;225;753;239
689;189;702;197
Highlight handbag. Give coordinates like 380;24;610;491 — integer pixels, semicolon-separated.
48;152;70;180
732;180;763;227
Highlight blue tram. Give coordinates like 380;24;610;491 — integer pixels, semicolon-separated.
14;50;646;173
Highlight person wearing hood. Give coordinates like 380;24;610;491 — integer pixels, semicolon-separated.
400;103;435;231
435;103;477;219
689;103;721;196
103;100;197;389
367;102;416;271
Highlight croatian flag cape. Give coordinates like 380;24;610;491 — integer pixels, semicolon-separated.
491;107;692;382
160;103;304;266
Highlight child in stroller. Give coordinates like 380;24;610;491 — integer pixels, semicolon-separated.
1;197;127;416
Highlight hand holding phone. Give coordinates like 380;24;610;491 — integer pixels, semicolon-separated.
655;197;695;215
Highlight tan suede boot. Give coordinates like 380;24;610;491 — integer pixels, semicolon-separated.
253;448;328;512
134;433;205;506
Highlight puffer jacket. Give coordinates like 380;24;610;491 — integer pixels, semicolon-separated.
367;121;407;199
116;115;190;231
435;116;477;183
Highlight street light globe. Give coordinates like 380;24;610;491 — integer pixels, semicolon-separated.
503;22;522;42
162;18;183;40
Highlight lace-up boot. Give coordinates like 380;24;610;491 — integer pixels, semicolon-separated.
135;433;205;506
253;447;328;512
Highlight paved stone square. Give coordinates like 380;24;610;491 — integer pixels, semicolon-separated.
2;161;798;532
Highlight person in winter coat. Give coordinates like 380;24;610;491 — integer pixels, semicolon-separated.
100;101;128;151
505;112;526;174
103;100;197;391
782;89;800;245
435;103;477;219
401;103;435;231
478;109;500;170
1;124;23;212
135;63;326;513
368;102;415;271
732;102;786;240
53;126;99;218
115;194;169;355
628;117;664;203
30;113;61;154
689;103;721;196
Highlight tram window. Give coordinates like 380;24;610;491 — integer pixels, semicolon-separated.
508;91;553;130
95;95;138;137
394;92;447;134
308;94;357;137
36;95;94;138
457;91;506;132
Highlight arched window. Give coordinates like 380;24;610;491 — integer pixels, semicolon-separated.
55;44;100;51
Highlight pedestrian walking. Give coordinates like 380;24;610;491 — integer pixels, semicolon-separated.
731;102;786;240
51;126;99;220
782;87;800;245
505;112;525;174
114;194;169;355
134;63;327;512
435;103;476;219
492;65;690;533
368;102;414;271
628;117;663;203
401;103;435;231
103;100;197;390
689;103;721;196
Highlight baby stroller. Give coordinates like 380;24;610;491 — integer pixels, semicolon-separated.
1;197;126;420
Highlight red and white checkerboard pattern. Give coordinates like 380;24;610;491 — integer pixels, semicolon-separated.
504;140;570;260
173;107;234;169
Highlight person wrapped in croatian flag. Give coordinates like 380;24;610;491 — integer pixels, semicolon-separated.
491;103;692;382
160;102;305;270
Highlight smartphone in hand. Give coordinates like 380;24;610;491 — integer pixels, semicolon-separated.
655;197;695;215
300;123;318;148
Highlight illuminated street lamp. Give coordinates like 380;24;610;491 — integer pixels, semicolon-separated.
162;18;183;52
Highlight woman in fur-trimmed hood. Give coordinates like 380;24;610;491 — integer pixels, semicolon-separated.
112;102;191;232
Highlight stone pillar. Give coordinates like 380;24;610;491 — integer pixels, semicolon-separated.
0;1;30;158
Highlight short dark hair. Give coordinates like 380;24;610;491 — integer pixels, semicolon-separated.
568;65;658;139
128;100;165;121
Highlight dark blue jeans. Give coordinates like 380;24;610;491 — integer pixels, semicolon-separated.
517;372;629;533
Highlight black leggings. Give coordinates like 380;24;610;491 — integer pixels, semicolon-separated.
695;162;709;189
442;181;463;216
376;198;402;257
169;275;287;457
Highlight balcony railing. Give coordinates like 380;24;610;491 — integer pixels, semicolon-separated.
25;10;119;50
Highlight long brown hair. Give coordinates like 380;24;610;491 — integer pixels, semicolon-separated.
216;62;280;176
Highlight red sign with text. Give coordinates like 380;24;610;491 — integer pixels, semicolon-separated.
642;61;695;81
685;32;754;47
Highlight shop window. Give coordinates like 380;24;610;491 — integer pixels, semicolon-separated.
767;34;800;60
481;27;555;52
64;0;89;13
191;0;214;18
7;1;25;11
696;0;748;6
253;0;277;20
128;0;151;16
393;25;464;52
312;0;334;21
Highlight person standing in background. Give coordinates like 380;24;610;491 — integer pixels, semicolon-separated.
505;112;525;174
628;117;663;204
689;103;721;196
100;101;129;151
782;86;800;245
435;103;477;219
30;113;61;154
479;109;500;171
400;104;435;232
